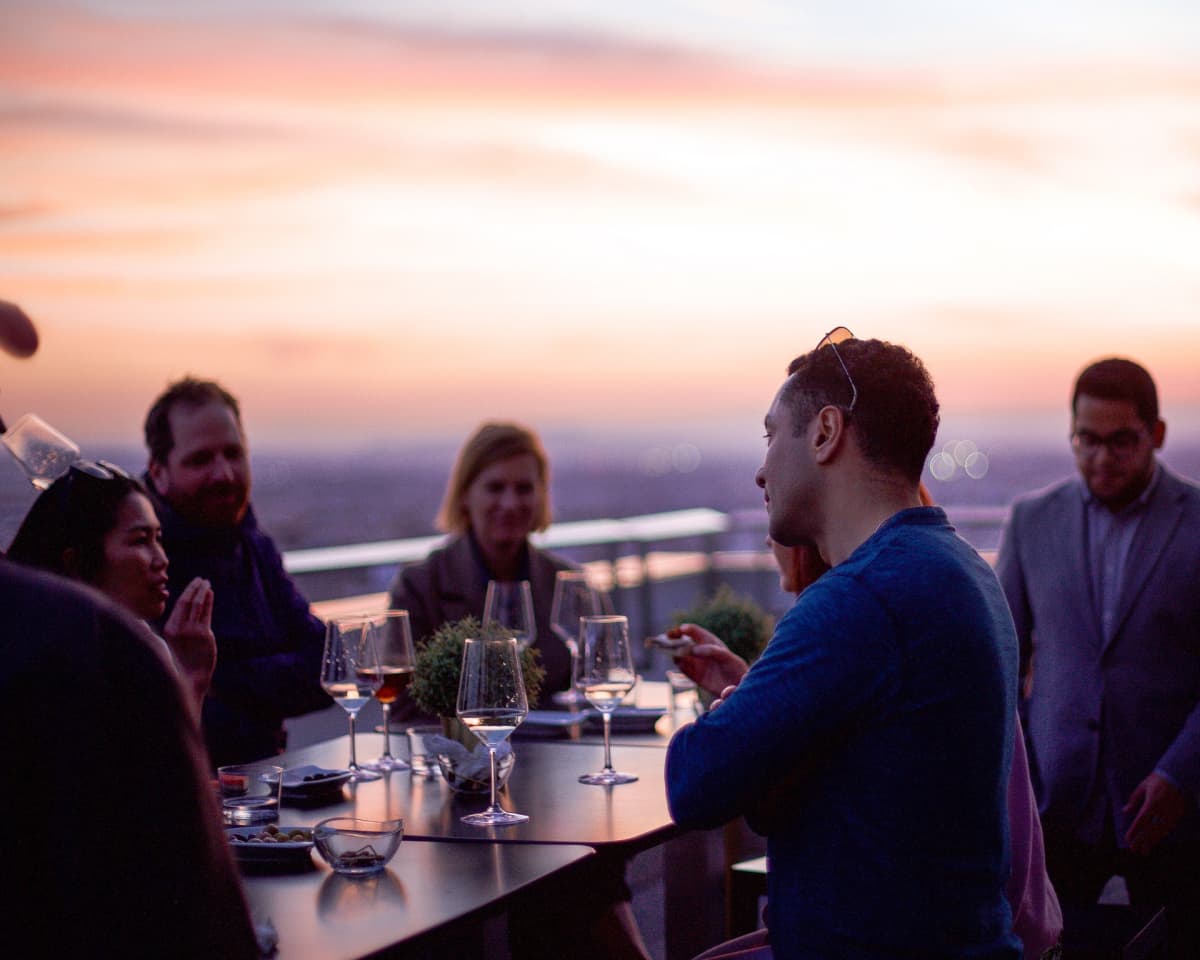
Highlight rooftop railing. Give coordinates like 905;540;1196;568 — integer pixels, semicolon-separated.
293;505;1009;630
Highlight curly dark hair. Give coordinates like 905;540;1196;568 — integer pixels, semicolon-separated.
144;377;242;465
7;470;150;584
781;337;939;483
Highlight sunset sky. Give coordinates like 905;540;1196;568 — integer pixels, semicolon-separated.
2;0;1199;454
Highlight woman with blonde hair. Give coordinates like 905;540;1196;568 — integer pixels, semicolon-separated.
388;421;578;701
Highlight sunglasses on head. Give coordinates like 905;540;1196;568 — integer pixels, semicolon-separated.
68;459;133;482
815;326;857;412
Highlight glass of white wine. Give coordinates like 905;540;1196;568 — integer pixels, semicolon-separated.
360;610;416;774
483;580;536;650
576;615;639;786
456;636;529;826
549;570;602;706
320;615;383;782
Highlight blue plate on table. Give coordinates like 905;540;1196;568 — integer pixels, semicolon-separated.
272;765;352;805
584;707;666;734
513;710;588;739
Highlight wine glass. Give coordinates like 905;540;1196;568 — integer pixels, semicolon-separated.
483;580;536;650
1;413;80;490
320;616;383;782
549;570;602;706
576;615;639;786
456;636;529;826
360;610;416;774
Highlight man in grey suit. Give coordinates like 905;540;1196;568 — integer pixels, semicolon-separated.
997;357;1200;946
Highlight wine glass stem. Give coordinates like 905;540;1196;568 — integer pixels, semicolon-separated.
487;745;499;813
348;712;359;770
602;712;614;772
381;703;392;759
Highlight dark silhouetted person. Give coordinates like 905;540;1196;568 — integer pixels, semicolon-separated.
1;307;257;958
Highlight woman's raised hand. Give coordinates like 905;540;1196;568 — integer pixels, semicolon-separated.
163;577;217;713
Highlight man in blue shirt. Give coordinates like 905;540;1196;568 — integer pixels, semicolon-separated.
666;332;1020;959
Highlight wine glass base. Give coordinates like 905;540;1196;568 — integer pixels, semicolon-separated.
348;767;382;782
578;770;638;786
362;757;411;773
461;810;529;826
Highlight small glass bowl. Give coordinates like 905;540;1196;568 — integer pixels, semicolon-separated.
312;817;403;876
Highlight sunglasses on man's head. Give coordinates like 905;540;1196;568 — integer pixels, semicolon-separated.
815;326;857;413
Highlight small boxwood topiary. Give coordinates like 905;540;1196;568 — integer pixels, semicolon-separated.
411;615;545;718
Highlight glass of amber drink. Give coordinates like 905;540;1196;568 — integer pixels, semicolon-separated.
361;610;416;773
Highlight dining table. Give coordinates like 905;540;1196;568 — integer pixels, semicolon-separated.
270;738;682;853
253;677;732;959
250;712;732;959
239;838;594;960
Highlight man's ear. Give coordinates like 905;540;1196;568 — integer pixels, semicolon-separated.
148;460;168;496
1152;418;1166;451
811;405;848;465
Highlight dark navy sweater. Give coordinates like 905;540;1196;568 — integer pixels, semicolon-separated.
667;507;1021;959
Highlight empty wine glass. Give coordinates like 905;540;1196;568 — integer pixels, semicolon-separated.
577;615;638;786
483;580;535;650
457;636;529;826
1;413;80;490
360;610;416;774
549;570;602;706
320;615;383;782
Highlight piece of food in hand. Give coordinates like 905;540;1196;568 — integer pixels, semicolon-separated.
645;633;694;655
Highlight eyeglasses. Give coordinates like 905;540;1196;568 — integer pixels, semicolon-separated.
69;459;133;482
816;326;857;412
1070;428;1147;458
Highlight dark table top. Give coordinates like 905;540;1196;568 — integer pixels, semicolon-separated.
240;838;593;960
270;737;681;853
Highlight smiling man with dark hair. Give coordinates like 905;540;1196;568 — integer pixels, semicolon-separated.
144;376;330;767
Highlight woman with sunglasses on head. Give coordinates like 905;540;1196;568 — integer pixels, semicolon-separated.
7;461;217;716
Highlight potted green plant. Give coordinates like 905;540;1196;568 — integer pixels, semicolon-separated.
410;616;545;793
671;585;775;709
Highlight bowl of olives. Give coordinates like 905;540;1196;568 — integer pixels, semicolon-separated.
226;824;315;868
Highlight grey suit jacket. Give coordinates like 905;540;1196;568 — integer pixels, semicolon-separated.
996;464;1200;844
387;533;578;704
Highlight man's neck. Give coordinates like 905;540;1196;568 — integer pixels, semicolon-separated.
818;476;924;567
